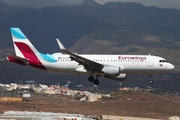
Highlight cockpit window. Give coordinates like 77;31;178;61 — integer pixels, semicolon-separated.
159;60;168;62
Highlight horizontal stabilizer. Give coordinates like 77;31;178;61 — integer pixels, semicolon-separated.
6;53;27;65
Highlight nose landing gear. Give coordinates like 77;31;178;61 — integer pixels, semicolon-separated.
149;75;153;84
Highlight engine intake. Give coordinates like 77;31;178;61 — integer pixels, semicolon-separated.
102;66;120;76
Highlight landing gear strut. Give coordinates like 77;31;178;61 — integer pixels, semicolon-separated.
149;75;153;84
88;75;100;85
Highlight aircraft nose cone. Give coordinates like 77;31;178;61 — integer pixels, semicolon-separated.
169;64;175;70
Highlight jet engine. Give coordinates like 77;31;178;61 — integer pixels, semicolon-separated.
102;66;120;76
104;74;127;81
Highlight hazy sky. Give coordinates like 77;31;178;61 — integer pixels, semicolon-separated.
95;0;180;10
1;0;180;10
1;0;84;8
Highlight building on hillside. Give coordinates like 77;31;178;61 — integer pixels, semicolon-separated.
0;97;22;102
23;93;31;97
169;116;180;120
87;94;102;102
53;116;83;120
0;111;94;120
43;88;56;95
101;115;165;120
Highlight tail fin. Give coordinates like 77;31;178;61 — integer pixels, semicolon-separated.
10;28;47;70
10;28;39;60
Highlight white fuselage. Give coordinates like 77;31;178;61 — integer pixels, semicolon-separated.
40;53;174;75
8;27;175;85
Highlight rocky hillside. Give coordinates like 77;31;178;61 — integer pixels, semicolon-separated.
0;0;180;90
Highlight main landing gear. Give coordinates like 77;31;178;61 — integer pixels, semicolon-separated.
149;75;153;84
88;75;100;85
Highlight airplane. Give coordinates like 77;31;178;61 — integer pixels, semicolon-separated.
6;28;175;85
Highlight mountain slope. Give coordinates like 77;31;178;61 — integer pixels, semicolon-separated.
0;1;180;90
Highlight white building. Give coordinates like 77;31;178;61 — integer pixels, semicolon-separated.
0;111;94;120
23;93;31;97
169;116;180;120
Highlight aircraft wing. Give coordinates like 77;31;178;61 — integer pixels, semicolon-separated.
56;39;103;71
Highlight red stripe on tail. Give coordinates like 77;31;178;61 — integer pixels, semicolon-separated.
14;42;47;70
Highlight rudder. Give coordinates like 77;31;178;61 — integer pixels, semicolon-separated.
10;28;39;60
10;28;47;70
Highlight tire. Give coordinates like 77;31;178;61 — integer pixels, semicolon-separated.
94;79;99;85
88;76;94;82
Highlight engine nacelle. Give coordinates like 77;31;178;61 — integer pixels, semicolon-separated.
104;74;127;81
112;74;127;81
102;66;120;76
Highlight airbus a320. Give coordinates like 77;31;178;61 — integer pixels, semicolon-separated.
6;28;175;85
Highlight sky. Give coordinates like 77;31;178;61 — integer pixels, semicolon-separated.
95;0;180;10
0;0;84;8
1;0;180;10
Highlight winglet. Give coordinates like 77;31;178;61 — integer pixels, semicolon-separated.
56;38;66;50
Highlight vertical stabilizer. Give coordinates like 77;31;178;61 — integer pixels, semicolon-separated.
10;28;39;60
10;28;46;70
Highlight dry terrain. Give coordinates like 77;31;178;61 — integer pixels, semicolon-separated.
0;91;180;119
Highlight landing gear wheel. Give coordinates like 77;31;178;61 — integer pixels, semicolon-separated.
88;76;94;82
149;75;153;84
93;79;99;85
149;80;153;84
